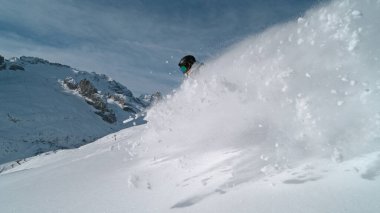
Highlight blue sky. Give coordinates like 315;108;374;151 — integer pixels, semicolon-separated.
0;0;327;95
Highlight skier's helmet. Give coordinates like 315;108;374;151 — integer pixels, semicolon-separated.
178;55;196;74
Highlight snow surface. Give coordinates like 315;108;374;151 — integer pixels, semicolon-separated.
1;0;380;212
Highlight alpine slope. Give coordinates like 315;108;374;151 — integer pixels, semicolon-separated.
1;0;380;212
0;56;155;165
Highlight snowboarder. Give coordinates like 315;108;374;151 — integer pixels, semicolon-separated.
178;55;202;77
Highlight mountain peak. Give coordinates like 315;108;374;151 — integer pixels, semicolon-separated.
0;54;159;164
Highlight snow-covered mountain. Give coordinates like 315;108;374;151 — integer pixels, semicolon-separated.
0;56;160;164
1;0;380;212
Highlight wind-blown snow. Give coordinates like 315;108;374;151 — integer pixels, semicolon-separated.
145;0;380;178
1;0;380;212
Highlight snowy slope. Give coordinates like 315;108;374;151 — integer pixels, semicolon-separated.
1;0;380;212
0;126;379;213
0;56;156;164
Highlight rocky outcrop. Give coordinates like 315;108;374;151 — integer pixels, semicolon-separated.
108;80;133;97
78;79;116;123
95;110;116;124
0;55;5;70
20;56;49;64
61;75;159;125
78;79;98;98
19;56;70;68
62;78;118;124
63;77;78;90
9;64;25;71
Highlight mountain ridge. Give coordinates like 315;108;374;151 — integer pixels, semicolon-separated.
0;54;160;165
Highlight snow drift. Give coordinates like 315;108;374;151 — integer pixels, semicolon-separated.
1;0;380;212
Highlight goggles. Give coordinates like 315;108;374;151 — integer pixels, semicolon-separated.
180;65;188;73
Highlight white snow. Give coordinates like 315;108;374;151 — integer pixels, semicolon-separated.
1;0;380;212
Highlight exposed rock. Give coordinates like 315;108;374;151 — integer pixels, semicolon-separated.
20;56;49;64
108;80;133;96
80;86;105;111
86;96;107;112
49;62;70;68
63;77;78;90
9;64;25;71
63;78;111;121
78;79;97;97
123;105;138;113
109;94;126;105
0;55;5;70
61;76;157;125
95;110;117;123
19;56;70;68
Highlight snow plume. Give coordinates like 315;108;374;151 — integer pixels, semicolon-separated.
144;0;380;181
